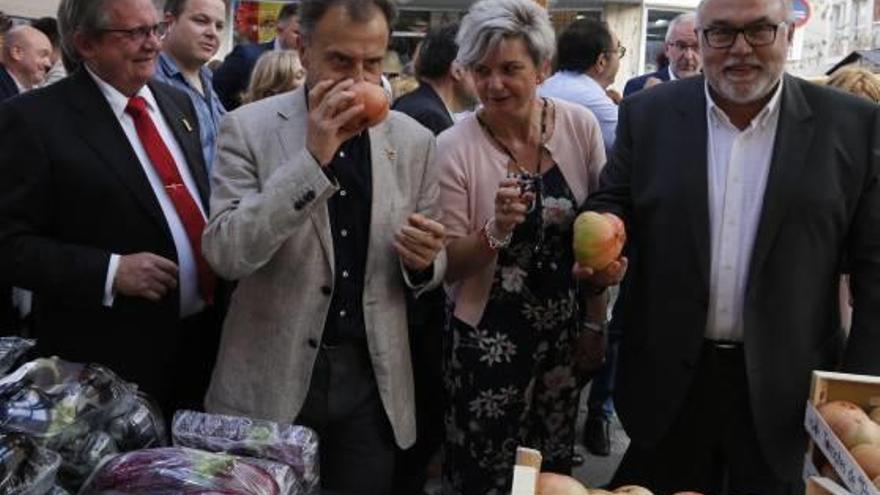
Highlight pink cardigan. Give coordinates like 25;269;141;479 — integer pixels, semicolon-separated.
437;97;607;326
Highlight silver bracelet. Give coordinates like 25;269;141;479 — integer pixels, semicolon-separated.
483;218;512;250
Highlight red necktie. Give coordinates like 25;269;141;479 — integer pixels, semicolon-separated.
125;96;215;305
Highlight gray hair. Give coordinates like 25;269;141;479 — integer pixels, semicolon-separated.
696;0;795;27
456;0;555;68
665;12;696;42
57;0;111;68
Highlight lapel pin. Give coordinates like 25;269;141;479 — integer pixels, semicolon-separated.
182;118;193;133
385;148;397;161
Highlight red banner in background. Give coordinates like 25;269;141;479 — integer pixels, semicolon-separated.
233;1;287;44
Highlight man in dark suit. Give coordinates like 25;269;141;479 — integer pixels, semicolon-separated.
0;0;220;418
392;23;475;135
212;2;299;110
0;25;53;102
581;0;880;493
389;22;474;495
623;12;699;97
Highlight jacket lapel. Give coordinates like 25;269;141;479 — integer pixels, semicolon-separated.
276;88;334;272
149;80;211;210
746;74;814;292
676;78;711;289
67;70;169;235
366;119;397;287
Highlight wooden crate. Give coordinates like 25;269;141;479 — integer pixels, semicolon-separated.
808;476;859;495
804;371;880;495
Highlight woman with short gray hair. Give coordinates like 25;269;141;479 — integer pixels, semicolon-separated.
438;0;608;493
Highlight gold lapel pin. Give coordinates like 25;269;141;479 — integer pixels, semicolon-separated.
385;148;397;161
182;118;193;133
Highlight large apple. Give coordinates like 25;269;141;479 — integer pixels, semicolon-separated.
537;473;590;495
573;212;626;270
613;486;654;495
819;400;880;448
851;444;880;488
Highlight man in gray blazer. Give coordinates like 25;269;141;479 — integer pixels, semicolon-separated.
581;0;880;493
201;1;446;493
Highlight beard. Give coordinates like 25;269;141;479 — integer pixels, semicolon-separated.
709;57;783;104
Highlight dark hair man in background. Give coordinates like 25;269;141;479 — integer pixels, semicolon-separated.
212;2;299;110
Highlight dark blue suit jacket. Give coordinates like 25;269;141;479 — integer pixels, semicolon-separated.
392;83;453;136
212;40;274;110
622;66;671;97
0;65;20;103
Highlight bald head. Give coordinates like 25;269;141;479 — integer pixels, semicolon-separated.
3;25;53;89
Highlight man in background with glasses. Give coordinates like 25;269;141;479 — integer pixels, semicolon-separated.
0;0;220;419
580;0;880;492
540;18;624;156
623;12;700;96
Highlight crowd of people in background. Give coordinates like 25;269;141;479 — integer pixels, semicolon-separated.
0;0;879;494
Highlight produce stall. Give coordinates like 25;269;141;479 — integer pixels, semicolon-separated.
0;337;319;494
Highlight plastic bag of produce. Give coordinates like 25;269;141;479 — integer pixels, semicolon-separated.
0;337;35;376
105;391;167;451
0;432;62;495
0;358;136;442
78;446;299;495
0;357;158;491
172;410;319;492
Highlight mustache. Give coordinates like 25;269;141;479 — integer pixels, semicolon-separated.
723;57;762;69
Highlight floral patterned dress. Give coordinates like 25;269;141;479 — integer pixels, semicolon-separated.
443;165;582;495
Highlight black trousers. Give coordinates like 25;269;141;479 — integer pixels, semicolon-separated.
296;342;397;495
612;341;799;495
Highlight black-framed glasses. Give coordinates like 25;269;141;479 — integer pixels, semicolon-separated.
98;22;167;43
700;21;787;49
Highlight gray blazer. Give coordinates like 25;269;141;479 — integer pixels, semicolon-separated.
202;86;446;448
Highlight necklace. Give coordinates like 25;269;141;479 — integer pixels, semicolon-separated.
476;97;548;177
476;98;550;260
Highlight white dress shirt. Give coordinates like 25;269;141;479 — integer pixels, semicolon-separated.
704;79;784;342
86;66;206;316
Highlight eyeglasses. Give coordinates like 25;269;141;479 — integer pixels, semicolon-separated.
700;21;787;49
98;23;167;43
607;44;626;59
667;41;699;52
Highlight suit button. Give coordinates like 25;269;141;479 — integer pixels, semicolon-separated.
294;200;304;210
320;285;332;295
305;190;315;200
307;338;318;348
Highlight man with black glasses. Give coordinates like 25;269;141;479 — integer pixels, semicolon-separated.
0;0;219;418
579;0;880;492
623;12;699;96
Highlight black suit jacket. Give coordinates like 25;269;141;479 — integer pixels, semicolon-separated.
212;40;274;111
623;67;671;97
0;69;211;406
0;65;20;103
587;74;880;480
392;83;454;136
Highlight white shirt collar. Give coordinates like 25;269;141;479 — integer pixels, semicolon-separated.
668;65;677;81
273;37;282;51
7;69;26;93
84;64;159;119
704;76;784;131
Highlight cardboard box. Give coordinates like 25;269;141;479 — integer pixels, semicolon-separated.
804;371;880;495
